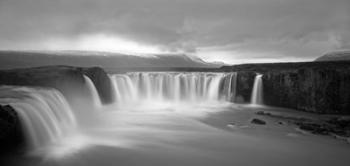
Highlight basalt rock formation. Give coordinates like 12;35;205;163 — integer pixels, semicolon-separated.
222;61;350;114
234;71;256;103
80;67;114;104
0;105;24;153
0;66;114;105
0;66;114;150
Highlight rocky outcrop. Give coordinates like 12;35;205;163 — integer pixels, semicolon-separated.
0;105;24;152
234;71;256;103
0;66;114;105
221;61;350;114
263;68;350;114
0;66;85;100
80;67;114;104
0;66;115;152
256;111;350;138
251;118;266;125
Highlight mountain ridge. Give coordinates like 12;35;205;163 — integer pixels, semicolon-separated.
0;50;221;69
315;50;350;61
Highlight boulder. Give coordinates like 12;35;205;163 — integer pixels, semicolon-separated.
297;122;329;135
251;118;266;125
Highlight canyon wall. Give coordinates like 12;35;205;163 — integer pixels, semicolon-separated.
234;71;256;103
222;61;350;114
1;61;350;151
0;66;114;104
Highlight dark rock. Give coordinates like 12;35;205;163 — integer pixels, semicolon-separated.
234;71;256;103
256;111;264;115
295;119;350;137
80;67;114;104
251;118;266;125
297;122;329;135
0;105;24;153
234;95;245;103
0;66;85;101
255;110;350;137
256;111;271;116
326;118;350;129
221;61;350;114
262;68;350;114
0;66;115;105
325;118;350;136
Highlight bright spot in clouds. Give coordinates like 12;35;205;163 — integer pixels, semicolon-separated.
196;48;312;64
44;34;164;54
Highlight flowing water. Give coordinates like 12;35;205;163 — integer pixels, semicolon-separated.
251;74;263;105
83;75;102;108
110;72;237;106
1;72;350;166
0;86;77;151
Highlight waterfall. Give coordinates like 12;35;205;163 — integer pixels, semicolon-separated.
0;86;77;150
83;75;102;107
110;72;237;105
251;74;263;105
224;72;237;102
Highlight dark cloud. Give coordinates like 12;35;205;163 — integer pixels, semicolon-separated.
0;0;349;63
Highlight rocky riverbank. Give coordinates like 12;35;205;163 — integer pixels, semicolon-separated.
255;110;350;143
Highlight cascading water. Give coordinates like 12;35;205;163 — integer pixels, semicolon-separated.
223;72;237;102
109;72;237;105
251;74;263;105
83;75;102;107
0;86;77;150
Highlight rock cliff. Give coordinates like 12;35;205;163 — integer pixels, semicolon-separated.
221;61;350;114
0;66;115;150
80;67;114;104
0;66;114;105
0;105;23;153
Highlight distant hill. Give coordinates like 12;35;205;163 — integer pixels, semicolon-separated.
315;50;350;61
0;50;221;70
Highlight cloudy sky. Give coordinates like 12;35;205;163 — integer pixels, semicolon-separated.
0;0;349;64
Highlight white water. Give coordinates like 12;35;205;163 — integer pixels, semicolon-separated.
2;73;350;166
83;75;102;107
0;72;238;154
251;74;263;105
109;72;237;107
0;86;77;151
225;72;237;102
